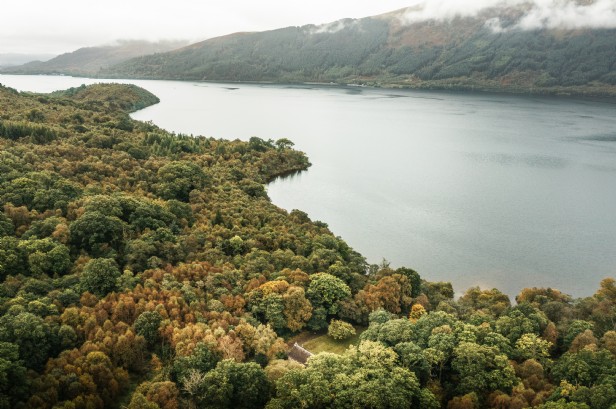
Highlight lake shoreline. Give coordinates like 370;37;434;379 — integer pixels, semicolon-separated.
2;74;615;298
4;71;616;103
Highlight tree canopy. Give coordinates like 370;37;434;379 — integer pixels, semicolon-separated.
0;83;614;409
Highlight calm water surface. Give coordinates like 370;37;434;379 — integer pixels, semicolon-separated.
2;74;615;297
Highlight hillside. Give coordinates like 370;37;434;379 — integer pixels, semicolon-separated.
1;40;187;76
0;82;615;408
100;5;616;97
0;53;56;68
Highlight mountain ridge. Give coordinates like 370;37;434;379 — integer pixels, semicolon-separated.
1;40;187;77
4;5;616;97
97;5;616;97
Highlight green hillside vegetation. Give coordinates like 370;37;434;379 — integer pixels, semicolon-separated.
99;8;616;97
1;40;187;77
0;83;615;408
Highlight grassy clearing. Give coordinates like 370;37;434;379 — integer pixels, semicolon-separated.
301;327;366;355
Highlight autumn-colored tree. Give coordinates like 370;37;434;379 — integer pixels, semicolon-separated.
458;287;511;318
355;274;413;315
421;281;455;311
248;280;312;332
410;303;427;322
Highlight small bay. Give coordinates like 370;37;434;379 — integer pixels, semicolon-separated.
1;74;615;297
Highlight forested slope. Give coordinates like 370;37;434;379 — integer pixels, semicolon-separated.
1;40;187;77
0;83;614;408
100;6;616;97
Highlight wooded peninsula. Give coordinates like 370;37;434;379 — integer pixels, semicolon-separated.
0;83;614;408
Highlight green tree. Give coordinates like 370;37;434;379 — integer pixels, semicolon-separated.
328;319;356;340
270;341;424;409
515;333;552;362
0;214;13;237
452;341;518;395
0;237;25;279
127;393;160;409
134;311;163;346
19;238;71;276
551;349;615;387
306;273;351;330
69;211;125;256
421;281;454;310
306;273;351;316
564;320;594;350
79;258;121;297
395;267;422;298
495;306;547;344
394;341;431;383
361;318;415;346
0;312;52;370
172;343;221;384
197;360;271;409
275;138;294;151
155;161;209;202
0;342;28;408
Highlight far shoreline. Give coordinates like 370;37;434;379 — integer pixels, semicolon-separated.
3;71;616;103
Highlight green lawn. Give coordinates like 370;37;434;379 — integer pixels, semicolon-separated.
301;327;366;355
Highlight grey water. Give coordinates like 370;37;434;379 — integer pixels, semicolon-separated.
2;74;615;298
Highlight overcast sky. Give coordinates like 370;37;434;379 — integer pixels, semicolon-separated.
5;0;614;55
2;0;414;55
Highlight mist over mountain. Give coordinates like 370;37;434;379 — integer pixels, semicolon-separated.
2;40;187;76
4;1;615;96
98;1;616;96
400;0;616;30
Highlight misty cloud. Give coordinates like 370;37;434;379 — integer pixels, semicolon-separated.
310;19;358;34
402;0;616;30
517;0;616;30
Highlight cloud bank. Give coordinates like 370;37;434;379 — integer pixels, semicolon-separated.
402;0;616;30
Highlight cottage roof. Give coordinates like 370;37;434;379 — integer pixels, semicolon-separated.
288;342;313;365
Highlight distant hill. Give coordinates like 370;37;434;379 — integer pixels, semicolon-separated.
100;5;616;97
0;53;56;68
1;40;187;76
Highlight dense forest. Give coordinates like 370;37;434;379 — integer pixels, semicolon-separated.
95;6;616;98
0;83;614;409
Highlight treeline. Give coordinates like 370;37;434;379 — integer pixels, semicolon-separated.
99;12;616;96
0;83;614;408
